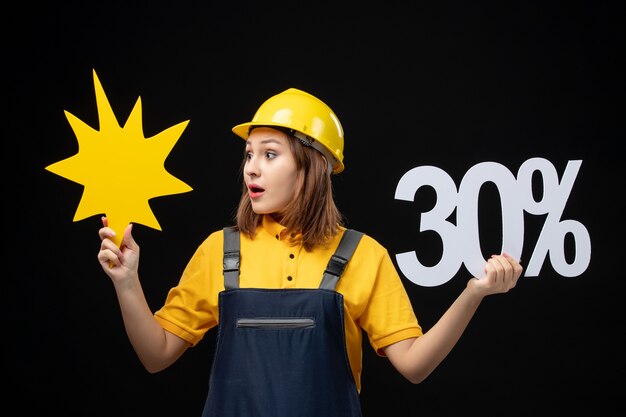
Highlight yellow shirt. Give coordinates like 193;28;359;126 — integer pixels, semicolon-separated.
154;215;422;391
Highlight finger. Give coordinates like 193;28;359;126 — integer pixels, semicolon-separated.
505;254;524;280
100;238;122;258
488;256;505;282
494;257;514;288
499;253;523;283
121;223;137;252
492;255;519;289
498;255;515;281
99;227;117;240
513;261;523;280
98;248;120;268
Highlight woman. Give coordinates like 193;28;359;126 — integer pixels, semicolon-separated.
97;88;523;417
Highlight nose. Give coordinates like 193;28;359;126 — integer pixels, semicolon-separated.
245;154;259;177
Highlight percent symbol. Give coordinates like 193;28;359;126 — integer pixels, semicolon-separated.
517;158;591;277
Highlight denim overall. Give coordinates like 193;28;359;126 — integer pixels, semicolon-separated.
201;226;364;417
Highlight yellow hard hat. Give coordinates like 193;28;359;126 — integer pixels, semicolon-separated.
232;88;345;174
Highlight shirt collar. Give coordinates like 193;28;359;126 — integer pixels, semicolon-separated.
262;215;287;240
261;215;301;242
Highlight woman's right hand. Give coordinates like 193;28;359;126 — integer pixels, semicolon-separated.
97;216;140;284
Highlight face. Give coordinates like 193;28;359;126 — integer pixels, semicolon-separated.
244;127;298;217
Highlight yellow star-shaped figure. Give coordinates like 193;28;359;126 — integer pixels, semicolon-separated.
45;69;192;246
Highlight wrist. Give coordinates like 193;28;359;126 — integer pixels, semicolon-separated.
465;278;488;301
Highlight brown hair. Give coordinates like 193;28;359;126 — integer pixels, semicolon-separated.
235;130;344;250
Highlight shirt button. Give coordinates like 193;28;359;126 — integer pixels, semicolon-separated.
289;254;295;259
287;276;293;281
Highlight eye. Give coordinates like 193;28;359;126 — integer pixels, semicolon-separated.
265;151;277;159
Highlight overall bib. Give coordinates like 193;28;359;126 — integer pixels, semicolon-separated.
201;227;364;417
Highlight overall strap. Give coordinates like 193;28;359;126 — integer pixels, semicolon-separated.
319;229;364;290
223;226;240;290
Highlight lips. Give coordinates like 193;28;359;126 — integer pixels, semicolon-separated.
248;184;265;199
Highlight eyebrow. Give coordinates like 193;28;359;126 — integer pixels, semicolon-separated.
261;138;283;144
246;138;285;147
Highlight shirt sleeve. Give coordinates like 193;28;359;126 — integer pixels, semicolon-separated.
154;231;223;346
359;242;423;355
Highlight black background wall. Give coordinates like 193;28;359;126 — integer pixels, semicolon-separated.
7;2;624;416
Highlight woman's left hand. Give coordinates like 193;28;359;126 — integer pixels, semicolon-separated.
470;252;523;296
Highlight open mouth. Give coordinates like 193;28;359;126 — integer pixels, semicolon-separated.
248;184;265;198
249;185;264;193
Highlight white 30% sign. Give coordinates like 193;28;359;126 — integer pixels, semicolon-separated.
394;157;591;287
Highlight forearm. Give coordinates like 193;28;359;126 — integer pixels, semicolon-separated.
386;253;522;383
113;275;184;373
387;285;484;383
